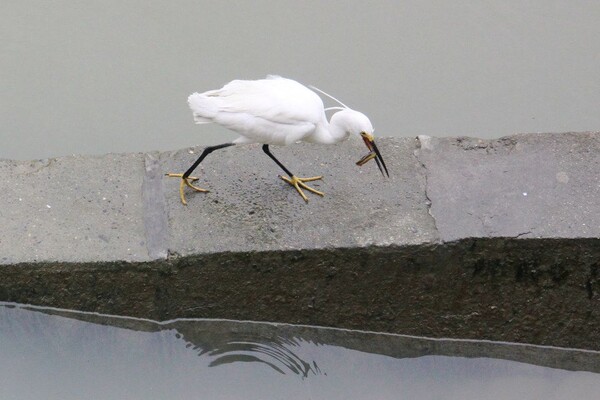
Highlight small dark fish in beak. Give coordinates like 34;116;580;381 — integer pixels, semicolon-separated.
356;134;389;177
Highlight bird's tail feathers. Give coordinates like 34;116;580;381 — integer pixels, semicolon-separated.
188;93;218;124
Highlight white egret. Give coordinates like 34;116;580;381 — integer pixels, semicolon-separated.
167;75;388;205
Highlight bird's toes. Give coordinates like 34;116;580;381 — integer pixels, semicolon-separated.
298;181;324;197
184;180;209;193
299;176;323;183
279;175;292;184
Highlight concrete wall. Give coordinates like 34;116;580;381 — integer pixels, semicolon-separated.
1;132;599;350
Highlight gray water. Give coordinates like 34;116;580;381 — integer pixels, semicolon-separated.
2;1;600;160
1;303;599;399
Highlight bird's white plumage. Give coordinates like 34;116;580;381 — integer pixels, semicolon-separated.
170;76;387;205
188;75;373;146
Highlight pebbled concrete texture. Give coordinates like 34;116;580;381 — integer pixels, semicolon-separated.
0;153;148;264
161;138;436;256
0;132;599;351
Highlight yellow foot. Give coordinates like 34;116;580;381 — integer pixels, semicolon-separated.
166;173;209;205
280;175;324;202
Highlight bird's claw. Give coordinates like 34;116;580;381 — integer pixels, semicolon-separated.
280;175;324;202
166;173;209;205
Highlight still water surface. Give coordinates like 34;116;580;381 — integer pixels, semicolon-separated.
2;1;600;160
1;303;599;399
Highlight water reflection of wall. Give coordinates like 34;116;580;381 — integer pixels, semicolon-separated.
2;303;599;375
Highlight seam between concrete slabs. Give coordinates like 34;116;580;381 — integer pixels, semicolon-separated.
142;153;169;260
413;135;440;236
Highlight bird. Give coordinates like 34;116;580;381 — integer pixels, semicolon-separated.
167;75;389;205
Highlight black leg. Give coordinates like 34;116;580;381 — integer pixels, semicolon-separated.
183;143;235;179
262;144;294;177
262;144;324;202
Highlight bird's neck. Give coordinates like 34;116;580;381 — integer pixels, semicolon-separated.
311;119;348;144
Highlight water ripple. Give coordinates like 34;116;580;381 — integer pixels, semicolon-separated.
185;334;323;377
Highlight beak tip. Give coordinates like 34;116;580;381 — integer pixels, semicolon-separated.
359;137;389;177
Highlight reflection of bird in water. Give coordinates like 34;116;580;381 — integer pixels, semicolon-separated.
172;321;326;379
202;335;322;377
12;304;324;379
177;331;323;378
167;75;389;204
6;304;324;378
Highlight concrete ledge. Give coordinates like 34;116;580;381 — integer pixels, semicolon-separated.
1;132;599;350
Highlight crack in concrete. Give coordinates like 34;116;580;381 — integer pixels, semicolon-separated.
413;136;440;239
469;212;490;236
453;136;518;155
515;231;533;238
7;158;56;175
142;153;169;260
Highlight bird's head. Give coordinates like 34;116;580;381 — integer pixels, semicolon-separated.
330;109;389;177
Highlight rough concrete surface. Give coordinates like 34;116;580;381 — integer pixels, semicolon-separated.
161;138;436;256
0;132;599;351
0;153;148;264
416;133;600;241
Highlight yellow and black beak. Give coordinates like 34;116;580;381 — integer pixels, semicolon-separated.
356;133;389;177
